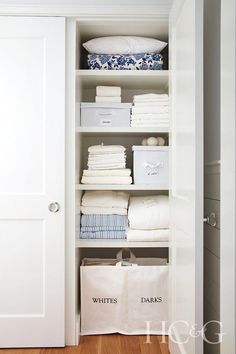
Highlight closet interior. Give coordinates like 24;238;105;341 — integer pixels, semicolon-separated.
74;17;170;335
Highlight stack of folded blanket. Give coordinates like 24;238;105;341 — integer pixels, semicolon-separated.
80;191;129;239
127;195;169;241
95;86;121;103
81;144;132;184
131;93;169;127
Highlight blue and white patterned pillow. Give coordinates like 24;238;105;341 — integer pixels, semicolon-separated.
87;53;163;70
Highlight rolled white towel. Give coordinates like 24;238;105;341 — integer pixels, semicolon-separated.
96;86;121;97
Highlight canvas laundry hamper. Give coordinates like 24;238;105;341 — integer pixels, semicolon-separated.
80;249;168;335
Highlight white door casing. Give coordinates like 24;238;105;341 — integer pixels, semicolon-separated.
169;0;203;353
0;16;65;347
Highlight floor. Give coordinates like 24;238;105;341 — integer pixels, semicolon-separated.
1;335;169;354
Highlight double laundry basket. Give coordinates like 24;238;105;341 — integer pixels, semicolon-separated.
80;249;168;335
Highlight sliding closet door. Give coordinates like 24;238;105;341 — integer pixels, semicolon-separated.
169;1;203;354
0;17;65;347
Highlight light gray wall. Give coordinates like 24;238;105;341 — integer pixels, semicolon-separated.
204;0;221;163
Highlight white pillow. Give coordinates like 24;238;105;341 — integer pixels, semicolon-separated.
82;36;167;55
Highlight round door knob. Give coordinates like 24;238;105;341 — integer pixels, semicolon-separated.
48;202;60;213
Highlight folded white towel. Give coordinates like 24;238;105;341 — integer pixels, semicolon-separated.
131;122;169;127
96;86;121;97
88;163;126;170
82;191;129;209
83;169;131;177
128;195;169;230
132;106;169;114
133;93;168;102
134;101;169;107
88;145;126;154
131;113;169;120
88;153;125;161
81;206;127;215
81;176;132;185
126;228;169;241
95;96;121;103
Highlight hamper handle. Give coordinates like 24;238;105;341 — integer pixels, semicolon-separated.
116;248;136;264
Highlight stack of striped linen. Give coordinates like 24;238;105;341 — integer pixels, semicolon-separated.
131;93;169;128
81;144;132;185
80;191;129;239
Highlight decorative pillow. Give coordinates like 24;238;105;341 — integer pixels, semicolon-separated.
87;53;163;70
83;36;167;55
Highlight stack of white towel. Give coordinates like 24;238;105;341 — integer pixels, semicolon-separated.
127;195;169;241
95;86;121;103
131;93;169;127
81;144;132;184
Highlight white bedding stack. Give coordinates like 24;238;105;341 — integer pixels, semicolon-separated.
127;195;169;241
131;93;169;127
81;144;132;184
95;86;122;103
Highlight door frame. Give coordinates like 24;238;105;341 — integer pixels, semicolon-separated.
220;1;236;353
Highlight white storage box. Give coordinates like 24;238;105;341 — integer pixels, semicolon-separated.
132;146;169;186
80;102;132;127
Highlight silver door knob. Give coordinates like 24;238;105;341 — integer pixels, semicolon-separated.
204;212;217;227
48;202;60;213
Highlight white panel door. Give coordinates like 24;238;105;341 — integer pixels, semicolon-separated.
169;0;203;353
0;17;65;347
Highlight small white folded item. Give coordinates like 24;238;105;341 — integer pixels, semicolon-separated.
96;86;121;97
81;176;132;185
81;206;127;215
132;106;169;114
133;93;169;101
128;195;169;230
88;145;126;154
126;228;169;242
82;190;129;209
131;113;169;120
83;169;131;177
95;96;121;103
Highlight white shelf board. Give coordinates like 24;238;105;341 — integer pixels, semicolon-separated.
76;69;169;90
76;126;169;134
76;239;169;248
76;184;169;190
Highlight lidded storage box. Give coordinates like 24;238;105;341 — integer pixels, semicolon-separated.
80;103;132;127
132;146;169;186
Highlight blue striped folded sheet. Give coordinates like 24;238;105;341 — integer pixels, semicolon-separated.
81;214;128;228
80;230;126;239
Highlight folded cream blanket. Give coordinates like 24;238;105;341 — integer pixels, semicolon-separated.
132;106;169;114
81;206;127;215
127;228;169;241
82;191;129;209
128;195;169;230
95;96;121;103
81;176;132;184
96;86;121;97
83;169;131;177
